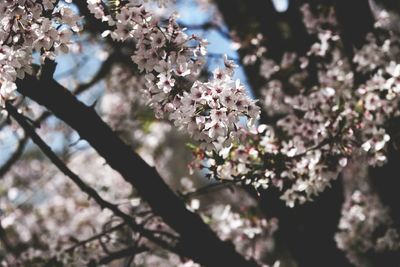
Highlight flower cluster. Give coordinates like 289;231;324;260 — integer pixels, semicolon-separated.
208;204;277;240
335;190;400;266
88;1;260;150
101;64;207;191
192;113;352;207
207;203;278;261
0;150;135;265
181;183;279;265
170;65;260;150
189;4;400;206
190;125;278;189
0;0;80;106
101;65;149;131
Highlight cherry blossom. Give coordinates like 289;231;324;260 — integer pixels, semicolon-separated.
1;0;400;265
0;0;80;106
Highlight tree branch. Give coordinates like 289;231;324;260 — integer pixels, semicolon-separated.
13;76;260;267
6;102;178;253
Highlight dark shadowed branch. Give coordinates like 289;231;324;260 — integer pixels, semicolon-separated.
13;73;260;267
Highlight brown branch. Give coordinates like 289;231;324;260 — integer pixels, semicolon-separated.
15;72;260;267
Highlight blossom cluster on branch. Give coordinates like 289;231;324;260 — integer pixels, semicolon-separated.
87;0;260;150
28;0;398;208
190;4;400;206
1;0;400;210
0;0;80;106
335;190;400;266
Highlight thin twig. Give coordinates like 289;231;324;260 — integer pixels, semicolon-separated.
180;181;235;199
65;222;125;253
0;135;29;178
88;245;148;266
